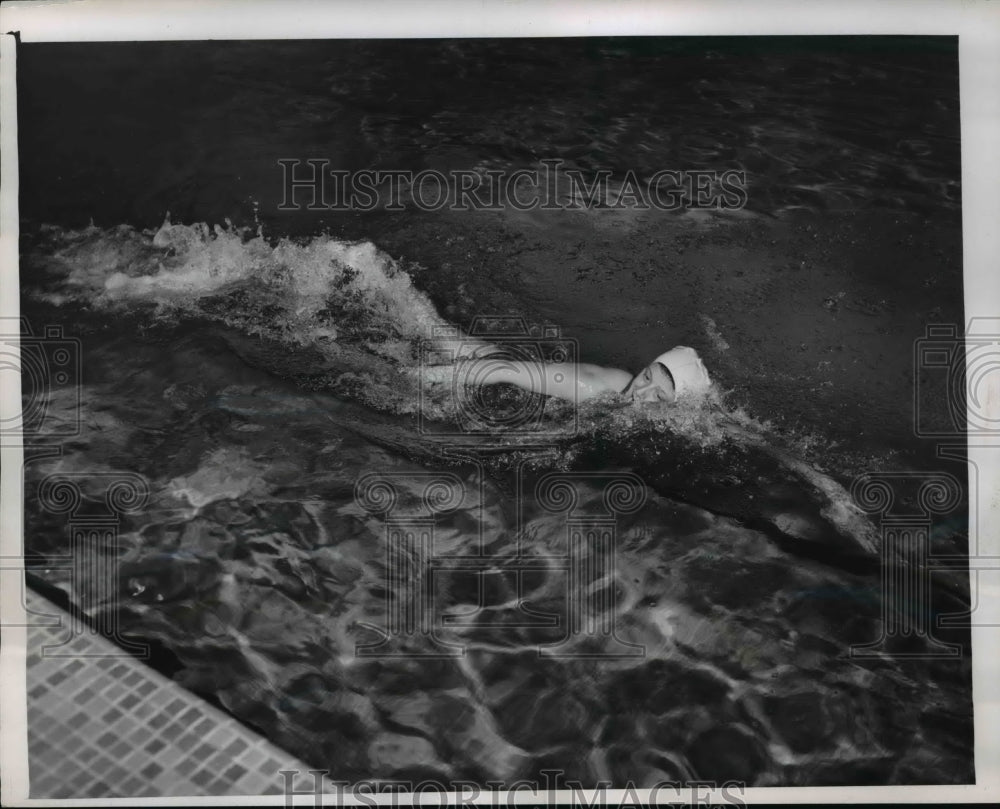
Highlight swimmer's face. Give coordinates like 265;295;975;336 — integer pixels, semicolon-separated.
624;362;676;403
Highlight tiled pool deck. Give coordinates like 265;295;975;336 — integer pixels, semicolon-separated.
23;587;325;799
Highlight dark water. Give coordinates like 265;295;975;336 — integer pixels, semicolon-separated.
19;37;961;229
17;37;972;786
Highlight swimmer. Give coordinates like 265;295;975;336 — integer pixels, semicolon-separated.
420;345;711;404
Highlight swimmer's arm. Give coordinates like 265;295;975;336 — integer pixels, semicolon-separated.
419;359;631;402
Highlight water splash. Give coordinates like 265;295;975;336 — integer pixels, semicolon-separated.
32;217;449;360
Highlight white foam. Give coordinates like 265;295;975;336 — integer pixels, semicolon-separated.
39;219;451;347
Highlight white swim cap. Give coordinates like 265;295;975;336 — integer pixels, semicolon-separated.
653;346;711;399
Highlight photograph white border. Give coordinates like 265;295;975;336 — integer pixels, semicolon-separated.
1;0;998;805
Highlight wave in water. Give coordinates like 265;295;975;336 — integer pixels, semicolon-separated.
23;218;885;556
19;218;973;786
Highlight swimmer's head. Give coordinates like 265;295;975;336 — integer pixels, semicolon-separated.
624;361;677;403
625;346;711;404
